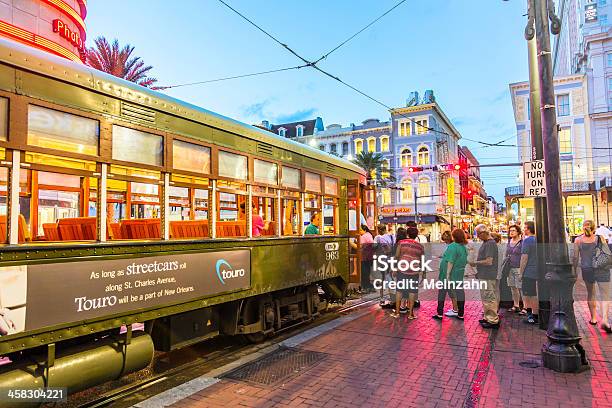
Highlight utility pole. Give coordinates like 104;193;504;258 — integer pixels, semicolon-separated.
526;0;587;372
526;19;551;329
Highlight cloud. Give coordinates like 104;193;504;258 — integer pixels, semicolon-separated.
489;89;510;104
242;99;272;118
274;108;317;123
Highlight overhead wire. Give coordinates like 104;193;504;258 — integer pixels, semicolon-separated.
154;64;310;90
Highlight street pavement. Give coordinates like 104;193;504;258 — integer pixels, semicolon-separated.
150;282;611;408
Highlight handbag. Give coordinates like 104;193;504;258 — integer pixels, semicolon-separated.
592;236;612;269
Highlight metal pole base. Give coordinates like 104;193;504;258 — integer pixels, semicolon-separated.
541;261;589;373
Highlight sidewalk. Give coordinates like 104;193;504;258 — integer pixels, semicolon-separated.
142;284;611;408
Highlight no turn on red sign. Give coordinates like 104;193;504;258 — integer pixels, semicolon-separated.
523;160;547;197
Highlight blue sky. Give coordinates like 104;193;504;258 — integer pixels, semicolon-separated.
86;0;530;201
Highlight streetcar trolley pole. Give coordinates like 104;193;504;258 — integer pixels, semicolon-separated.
527;0;588;372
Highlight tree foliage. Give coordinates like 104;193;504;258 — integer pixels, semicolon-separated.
351;151;396;187
86;37;158;88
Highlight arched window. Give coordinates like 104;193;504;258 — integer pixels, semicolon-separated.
367;137;376;152
330;143;337;154
400;148;412;168
418;177;430;198
296;125;304;138
342;142;349;156
380;136;389;152
319;144;326;151
401;179;413;203
355;139;363;154
278;128;286;137
417;146;430;165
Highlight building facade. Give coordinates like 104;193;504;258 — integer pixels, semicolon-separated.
505;0;612;231
507;75;608;234
0;0;87;63
265;92;483;239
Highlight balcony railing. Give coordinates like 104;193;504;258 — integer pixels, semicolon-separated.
505;181;595;197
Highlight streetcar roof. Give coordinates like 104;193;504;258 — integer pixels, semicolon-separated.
0;37;365;176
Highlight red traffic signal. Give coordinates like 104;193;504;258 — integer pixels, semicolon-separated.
407;166;424;173
453;163;462;171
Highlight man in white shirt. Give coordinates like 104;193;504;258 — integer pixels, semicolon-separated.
595;224;612;244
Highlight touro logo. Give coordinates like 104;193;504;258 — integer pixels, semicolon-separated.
215;259;246;285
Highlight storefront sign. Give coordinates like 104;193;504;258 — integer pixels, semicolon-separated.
523;160;547;197
380;207;413;214
52;19;85;51
447;178;455;206
585;4;598;23
0;250;250;336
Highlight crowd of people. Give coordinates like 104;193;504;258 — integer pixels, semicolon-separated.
356;219;612;332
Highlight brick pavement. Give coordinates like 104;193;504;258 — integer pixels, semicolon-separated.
163;284;611;408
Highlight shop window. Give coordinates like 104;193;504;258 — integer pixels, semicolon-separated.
305;171;321;193
218;151;247;180
281;166;301;189
112;125;163;166
323;196;338;235
0;97;7;141
282;192;300;236
172;140;211;174
254;159;278;185
28;105;99;155
216;180;247;238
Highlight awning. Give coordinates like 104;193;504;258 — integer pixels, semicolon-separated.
379;215;450;225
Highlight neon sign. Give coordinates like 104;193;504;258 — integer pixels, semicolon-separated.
52;19;84;51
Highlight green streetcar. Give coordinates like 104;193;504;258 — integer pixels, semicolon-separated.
0;37;372;397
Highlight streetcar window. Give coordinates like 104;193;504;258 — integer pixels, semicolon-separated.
107;166;162;240
0;97;7;141
324;177;338;196
0;167;6;243
252;185;277;237
253;159;278;185
282;197;300;236
323;196;338;235
281;166;300;189
305;172;321;193
218;151;247;180
168;186;190;221
216;181;246;238
112;125;163;166
27;105;99;155
172;140;211;174
304;193;321;235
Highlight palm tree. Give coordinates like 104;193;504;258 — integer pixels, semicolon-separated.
351;151;396;188
86;37;158;88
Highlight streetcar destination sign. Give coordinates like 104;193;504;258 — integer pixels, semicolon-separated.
523;160;547;197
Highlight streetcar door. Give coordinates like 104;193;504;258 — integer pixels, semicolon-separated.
347;180;361;285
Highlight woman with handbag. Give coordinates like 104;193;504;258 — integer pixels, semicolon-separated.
504;225;525;314
573;220;611;332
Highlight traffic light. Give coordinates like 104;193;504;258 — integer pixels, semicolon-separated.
407;166;424;173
